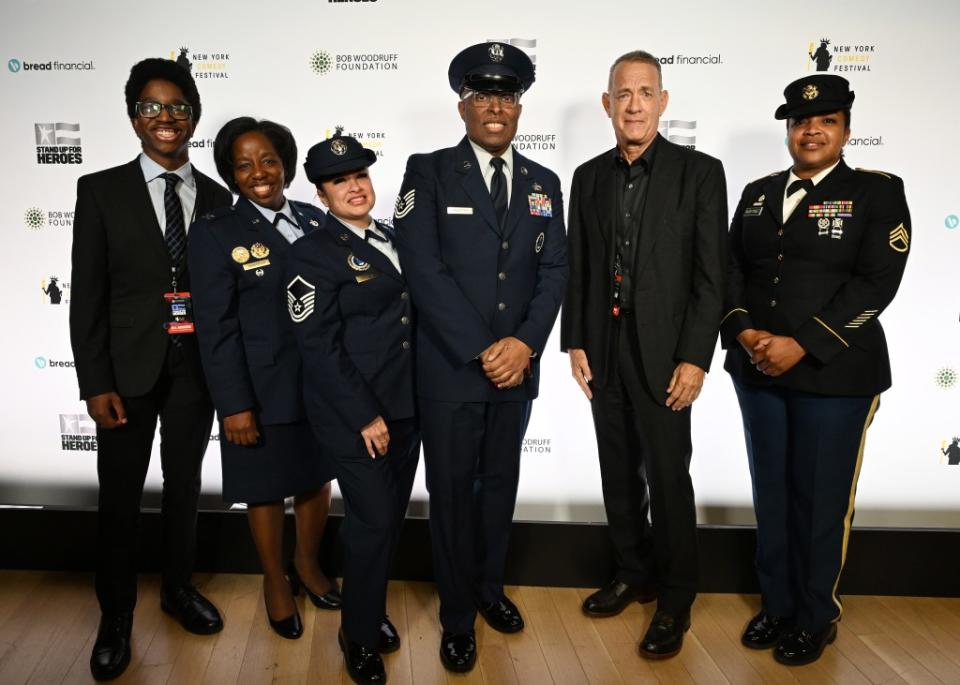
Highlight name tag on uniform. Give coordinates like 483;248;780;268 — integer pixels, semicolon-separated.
447;206;474;215
743;207;763;217
243;259;271;271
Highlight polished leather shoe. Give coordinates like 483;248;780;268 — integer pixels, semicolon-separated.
582;579;657;617
339;628;386;683
477;595;524;633
287;562;342;610
741;611;792;650
267;604;303;640
439;630;476;673
160;584;223;635
90;612;132;681
639;609;690;659
378;615;400;653
774;623;837;666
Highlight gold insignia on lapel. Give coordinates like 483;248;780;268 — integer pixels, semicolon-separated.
803;84;819;100
348;253;370;272
889;224;909;252
250;242;270;259
231;246;250;263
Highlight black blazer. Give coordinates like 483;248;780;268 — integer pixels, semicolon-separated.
394;137;568;403
287;218;416;442
70;158;232;400
720;161;911;395
188;197;325;424
560;136;728;399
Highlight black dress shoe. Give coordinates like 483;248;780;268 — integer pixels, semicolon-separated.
90;612;132;681
582;579;657;617
339;627;386;683
287;562;342;610
267;603;303;640
639;609;690;659
477;595;524;633
439;630;476;673
378;615;400;653
160;584;223;635
774;623;837;666
741;611;792;650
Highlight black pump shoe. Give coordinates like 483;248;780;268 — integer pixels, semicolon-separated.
287;562;342;610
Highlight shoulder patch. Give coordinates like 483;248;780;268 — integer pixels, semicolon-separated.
856;167;892;179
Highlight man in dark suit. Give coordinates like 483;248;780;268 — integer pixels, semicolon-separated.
560;50;727;659
394;42;567;673
70;58;232;681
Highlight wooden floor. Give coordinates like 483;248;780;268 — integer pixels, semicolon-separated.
1;571;960;684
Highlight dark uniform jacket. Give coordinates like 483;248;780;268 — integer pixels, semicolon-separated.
287;218;416;438
188;197;325;425
394;136;568;403
70;158;232;399
560;137;728;399
720;160;911;395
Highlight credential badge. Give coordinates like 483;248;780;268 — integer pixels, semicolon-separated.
287;275;316;323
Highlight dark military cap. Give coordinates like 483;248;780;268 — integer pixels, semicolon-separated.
448;42;535;95
303;133;377;184
775;74;855;120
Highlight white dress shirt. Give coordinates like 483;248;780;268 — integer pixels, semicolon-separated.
782;160;840;222
139;153;197;232
251;199;303;244
468;139;514;206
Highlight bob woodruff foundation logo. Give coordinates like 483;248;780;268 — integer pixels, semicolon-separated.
310;48;399;75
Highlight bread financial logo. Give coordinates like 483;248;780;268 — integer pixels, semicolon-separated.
657;120;697;149
8;58;21;72
8;57;94;73
60;414;97;452
806;37;876;73
945;215;958;230
35;122;81;164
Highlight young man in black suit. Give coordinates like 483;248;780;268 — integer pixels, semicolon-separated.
560;50;727;659
70;58;232;681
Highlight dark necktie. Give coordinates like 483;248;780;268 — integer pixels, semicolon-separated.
365;228;389;244
161;173;186;266
273;213;297;229
490;157;508;229
787;178;814;197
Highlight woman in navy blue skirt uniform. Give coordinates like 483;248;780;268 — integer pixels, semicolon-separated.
188;117;340;640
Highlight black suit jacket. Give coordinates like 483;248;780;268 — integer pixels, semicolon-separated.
720;161;911;395
188;198;324;424
70;157;233;400
560;136;728;400
287;218;416;444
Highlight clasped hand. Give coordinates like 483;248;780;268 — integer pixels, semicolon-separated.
737;329;806;377
481;336;532;389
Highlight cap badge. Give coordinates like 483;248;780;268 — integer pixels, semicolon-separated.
331;139;348;156
488;43;505;63
803;84;819;100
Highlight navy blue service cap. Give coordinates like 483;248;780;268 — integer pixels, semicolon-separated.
448;42;535;95
303;133;377;184
775;74;855;120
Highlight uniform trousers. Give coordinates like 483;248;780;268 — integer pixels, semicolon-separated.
420;398;531;634
94;341;213;616
732;379;879;630
590;317;698;613
326;418;420;648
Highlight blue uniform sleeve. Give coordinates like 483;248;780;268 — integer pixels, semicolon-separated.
720;184;758;349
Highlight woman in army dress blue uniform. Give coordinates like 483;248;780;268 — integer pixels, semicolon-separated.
720;75;910;666
286;134;419;684
188;117;339;640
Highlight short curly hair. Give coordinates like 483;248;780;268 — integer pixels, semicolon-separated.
213;117;298;194
124;58;202;122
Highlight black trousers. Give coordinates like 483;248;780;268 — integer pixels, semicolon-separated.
420;399;531;634
590;319;698;613
329;419;420;648
94;343;213;616
732;379;879;631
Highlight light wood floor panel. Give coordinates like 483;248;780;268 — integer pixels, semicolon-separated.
0;570;955;684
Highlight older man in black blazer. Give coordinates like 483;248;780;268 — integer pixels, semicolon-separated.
70;58;231;681
560;50;727;659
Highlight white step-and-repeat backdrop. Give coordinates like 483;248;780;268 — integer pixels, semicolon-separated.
2;0;958;527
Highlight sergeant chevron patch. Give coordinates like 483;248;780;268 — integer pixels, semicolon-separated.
287;275;316;323
394;189;415;219
888;223;909;253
